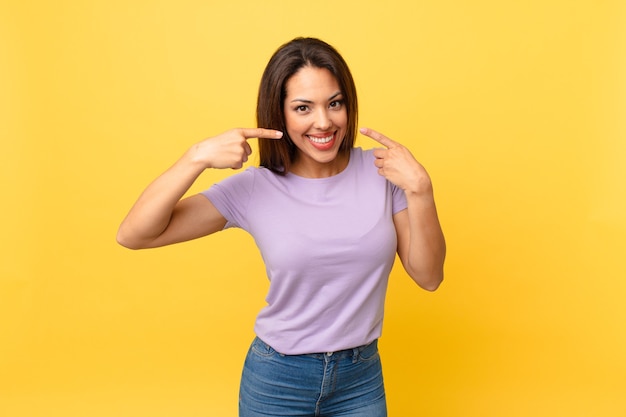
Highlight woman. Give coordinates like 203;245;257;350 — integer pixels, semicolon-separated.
117;37;445;417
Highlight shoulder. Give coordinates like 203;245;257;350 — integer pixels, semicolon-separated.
348;147;379;174
201;166;279;223
215;166;272;186
203;167;267;200
351;147;374;158
349;147;375;165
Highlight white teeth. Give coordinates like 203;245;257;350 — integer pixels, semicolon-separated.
307;134;333;144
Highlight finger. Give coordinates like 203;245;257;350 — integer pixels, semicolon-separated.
239;128;284;140
243;140;252;156
372;148;387;159
359;127;397;149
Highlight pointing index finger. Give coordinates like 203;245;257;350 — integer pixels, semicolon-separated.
359;127;396;148
240;128;283;140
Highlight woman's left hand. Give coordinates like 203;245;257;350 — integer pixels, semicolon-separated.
360;127;446;291
360;127;433;196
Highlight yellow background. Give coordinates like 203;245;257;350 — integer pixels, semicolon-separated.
2;0;625;416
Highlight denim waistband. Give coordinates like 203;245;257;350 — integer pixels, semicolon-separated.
253;336;378;360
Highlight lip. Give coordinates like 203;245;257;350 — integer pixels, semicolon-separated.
307;131;334;139
305;132;336;150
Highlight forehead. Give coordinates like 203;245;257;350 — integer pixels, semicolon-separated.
285;66;341;98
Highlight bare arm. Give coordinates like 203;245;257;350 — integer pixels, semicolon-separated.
392;194;446;291
360;127;446;291
116;128;283;249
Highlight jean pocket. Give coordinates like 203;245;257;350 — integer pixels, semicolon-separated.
250;337;277;358
358;340;380;362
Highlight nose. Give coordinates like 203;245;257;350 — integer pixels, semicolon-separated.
314;108;332;131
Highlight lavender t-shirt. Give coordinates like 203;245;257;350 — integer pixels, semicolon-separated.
202;147;407;354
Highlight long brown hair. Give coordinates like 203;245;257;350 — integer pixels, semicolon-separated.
257;38;358;175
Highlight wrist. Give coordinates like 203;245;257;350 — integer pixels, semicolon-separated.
184;143;213;170
403;176;434;198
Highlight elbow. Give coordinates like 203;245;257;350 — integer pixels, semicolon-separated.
409;249;446;292
116;227;144;250
116;233;135;250
419;272;444;292
408;263;444;292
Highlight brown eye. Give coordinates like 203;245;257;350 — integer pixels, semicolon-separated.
329;100;343;109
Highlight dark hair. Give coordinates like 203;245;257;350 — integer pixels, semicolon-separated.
257;37;358;175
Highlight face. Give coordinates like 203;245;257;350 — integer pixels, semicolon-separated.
283;66;348;177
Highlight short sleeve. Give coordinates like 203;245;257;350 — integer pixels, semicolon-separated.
391;182;408;215
200;168;256;230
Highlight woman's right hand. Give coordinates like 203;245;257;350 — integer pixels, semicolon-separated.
189;128;283;170
117;128;283;249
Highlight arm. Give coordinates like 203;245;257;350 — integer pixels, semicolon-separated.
360;127;446;291
116;128;283;249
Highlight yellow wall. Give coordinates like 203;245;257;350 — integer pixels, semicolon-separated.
2;0;625;416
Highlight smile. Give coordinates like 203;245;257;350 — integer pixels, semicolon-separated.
306;134;334;144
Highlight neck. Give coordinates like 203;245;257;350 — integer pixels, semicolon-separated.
290;153;350;178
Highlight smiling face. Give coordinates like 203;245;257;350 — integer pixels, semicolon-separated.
283;66;348;178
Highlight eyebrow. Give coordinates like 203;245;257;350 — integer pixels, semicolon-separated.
290;91;343;104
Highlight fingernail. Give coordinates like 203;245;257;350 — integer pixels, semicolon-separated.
276;131;284;137
359;127;367;133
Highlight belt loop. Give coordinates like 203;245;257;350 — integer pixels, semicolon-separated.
352;347;359;363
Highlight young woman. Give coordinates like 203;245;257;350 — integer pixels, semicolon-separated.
117;37;446;417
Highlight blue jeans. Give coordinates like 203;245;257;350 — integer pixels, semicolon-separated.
239;337;387;417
